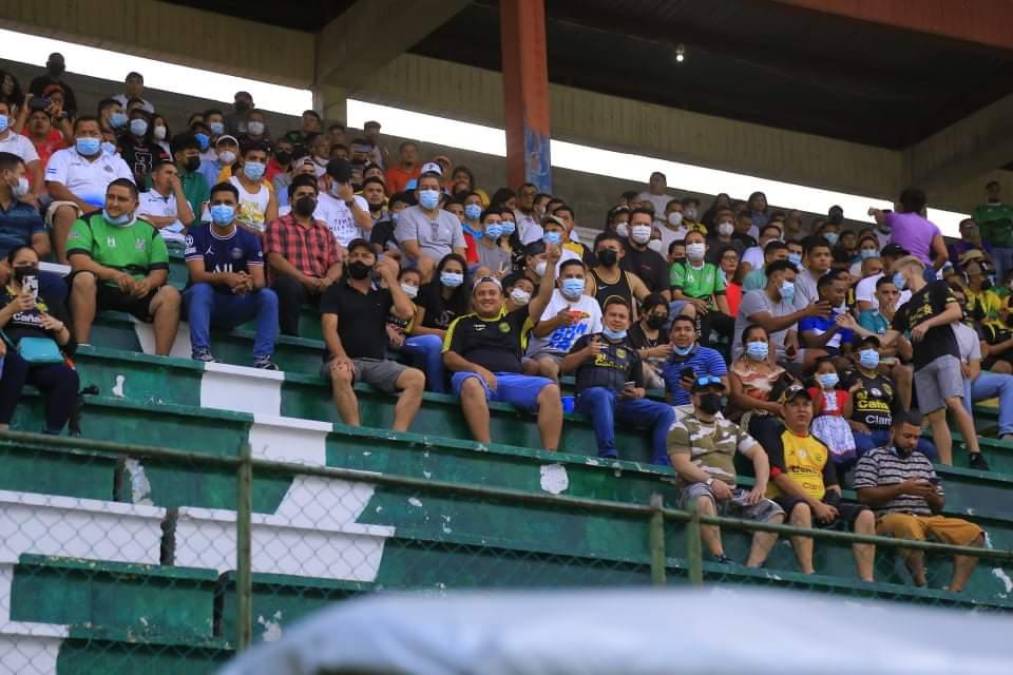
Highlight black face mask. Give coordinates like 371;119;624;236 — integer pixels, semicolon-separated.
13;265;38;283
646;314;667;330
47;64;65;77
597;249;618;267
293;196;317;218
368;202;383;213
184;156;201;173
275;151;292;165
673;256;686;266
698;393;722;415
347;261;371;280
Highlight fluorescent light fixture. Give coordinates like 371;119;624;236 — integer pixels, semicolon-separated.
0;27;967;235
0;28;312;115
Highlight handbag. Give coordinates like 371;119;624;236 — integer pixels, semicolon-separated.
16;337;64;364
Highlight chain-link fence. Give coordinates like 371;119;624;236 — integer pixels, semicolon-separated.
0;429;1011;674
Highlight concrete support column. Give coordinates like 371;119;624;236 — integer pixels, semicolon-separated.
500;0;552;193
313;84;348;127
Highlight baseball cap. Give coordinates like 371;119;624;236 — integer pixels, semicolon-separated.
326;158;353;182
856;335;881;349
364;120;381;130
880;243;908;257
691;375;725;393
345;238;373;256
420;161;443;176
215;134;239;147
541;214;566;229
784;384;813;403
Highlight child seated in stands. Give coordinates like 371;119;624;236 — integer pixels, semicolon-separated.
807;357;857;468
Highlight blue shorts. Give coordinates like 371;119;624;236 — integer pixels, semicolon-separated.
451;372;554;411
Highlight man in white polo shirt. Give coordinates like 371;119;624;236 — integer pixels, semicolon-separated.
137;160;194;246
0;100;41;201
45;115;133;262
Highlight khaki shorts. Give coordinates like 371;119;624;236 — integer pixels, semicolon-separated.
877;512;983;547
322;357;410;394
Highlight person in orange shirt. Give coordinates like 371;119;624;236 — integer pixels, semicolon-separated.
384;141;421;194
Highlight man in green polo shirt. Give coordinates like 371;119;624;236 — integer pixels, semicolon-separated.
670;229;733;346
68;178;181;355
973;180;1013;283
170;131;210;224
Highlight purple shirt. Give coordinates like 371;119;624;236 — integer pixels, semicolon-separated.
887;212;940;266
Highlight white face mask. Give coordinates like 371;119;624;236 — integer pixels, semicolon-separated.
647;239;664;254
630;224;652;244
247;120;265;136
153;125;166;141
510;288;531;305
534;260;547;277
686;242;706;260
400;283;419;299
219;150;237;165
667;212;683;227
718;222;734;237
616;222;629;238
684;207;698;220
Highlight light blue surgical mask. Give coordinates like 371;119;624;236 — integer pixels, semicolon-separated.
674;344;693;356
194;132;210;151
484;224;504;240
818;372;839;389
464;204;482;221
859;348;880;370
500;221;515;236
780;280;796;302
544;231;562;246
824;232;839;247
561;277;585;298
602;327;627;341
893;272;906;291
210;204;235;226
109;112;128;129
391;212;400;225
418;189;441;210
745;341;769;361
76;137;101;157
209;121;224;136
103;209;132;226
787;252;802;267
440;271;464;288
101;141;117;156
0;114;8;134
860;248;878;260
243;161;265;181
129;118;148;137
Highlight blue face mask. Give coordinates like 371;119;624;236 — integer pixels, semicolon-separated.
674;344;693;356
859;348;880;370
209;121;224;136
893;272;906;291
109;112;128;129
787;252;802;267
103;209;132;226
745;341;769;361
602;327;627;341
75;137;101;157
561;277;585;298
418;189;441;210
464;204;482;221
101;141;117;156
194;132;210;151
484;224;504;240
818;372;839;389
440;271;464;288
544;231;563;246
0;114;8;133
779;280;796;303
824;232;839;247
860;248;878;260
243;161;266;181
500;221;516;236
391;212;400;225
210;204;235;226
129;118;148;137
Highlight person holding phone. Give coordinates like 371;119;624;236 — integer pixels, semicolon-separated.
0;245;78;434
560;296;674;464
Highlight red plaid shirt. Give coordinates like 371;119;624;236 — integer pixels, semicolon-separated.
264;214;341;281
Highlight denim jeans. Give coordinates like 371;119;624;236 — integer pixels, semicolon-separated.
964;370;1013;436
184;282;278;359
401;334;446;393
575;386;675;464
991;247;1013;288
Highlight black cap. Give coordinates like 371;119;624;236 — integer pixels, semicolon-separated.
690;375;726;393
326;158;353;182
857;335;881;349
881;243;908;257
346;238;372;256
784;384;813;403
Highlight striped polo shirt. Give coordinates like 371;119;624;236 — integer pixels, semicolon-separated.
853;446;943;516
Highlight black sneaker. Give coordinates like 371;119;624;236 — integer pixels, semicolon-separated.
253;357;280;371
712;554;733;565
192;349;215;363
969;453;990;471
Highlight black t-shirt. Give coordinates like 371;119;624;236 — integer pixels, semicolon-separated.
416;283;467;330
0;285;75;355
569;333;643;394
627;322;667;351
843;370;897;431
320;280;393;360
370;217;398;253
891;281;958;370
445;307;532;373
589;267;634;312
120;138;169;187
620;245;668;294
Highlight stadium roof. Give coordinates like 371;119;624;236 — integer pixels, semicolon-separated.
169;0;1013;150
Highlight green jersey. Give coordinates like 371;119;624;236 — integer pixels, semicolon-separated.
67;212;169;286
972;201;1013;248
670;261;726;304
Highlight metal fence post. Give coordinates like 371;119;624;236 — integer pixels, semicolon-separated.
685;501;703;585
648;493;667;586
236;442;253;651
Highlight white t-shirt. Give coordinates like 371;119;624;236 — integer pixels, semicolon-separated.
315;192;369;248
741;245;765;272
137;189;185;243
526;289;603;356
953;321;982;365
112;94;155;114
0;131;39;163
516;210;542;245
228;176;271;233
45;147;134;208
657;224;687;255
855;272;912;310
637;191;673;223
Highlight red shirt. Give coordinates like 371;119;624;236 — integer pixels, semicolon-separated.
725;282;742;318
384;164;421;194
263;214;340;283
463;232;479;264
24;129;67;172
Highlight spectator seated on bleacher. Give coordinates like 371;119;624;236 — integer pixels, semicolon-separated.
661;314;727;406
404;252;470;394
526;259;602;382
855;411;985;592
136;159;194;247
560;296;674;463
395;171;466;282
620;208;670;300
67;178;180;355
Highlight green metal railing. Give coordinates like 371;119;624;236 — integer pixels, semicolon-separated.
1;429;1012;664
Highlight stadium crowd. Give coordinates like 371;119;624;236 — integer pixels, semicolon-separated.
0;54;1010;588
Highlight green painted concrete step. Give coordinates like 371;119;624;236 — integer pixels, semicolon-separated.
56;629;230;675
11;555;218;639
0;442;117;501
